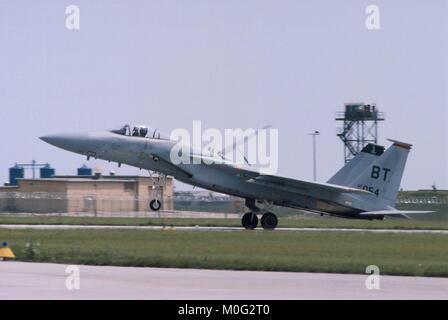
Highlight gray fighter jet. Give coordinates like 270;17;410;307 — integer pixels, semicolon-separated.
40;124;431;230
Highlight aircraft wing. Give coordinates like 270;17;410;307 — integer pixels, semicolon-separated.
246;174;374;196
212;164;373;196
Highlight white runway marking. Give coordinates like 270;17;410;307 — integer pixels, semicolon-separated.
0;262;446;300
1;224;448;234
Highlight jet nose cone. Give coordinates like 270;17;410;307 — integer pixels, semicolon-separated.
39;132;93;154
40;133;72;147
39;134;58;145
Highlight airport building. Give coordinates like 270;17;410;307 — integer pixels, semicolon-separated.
0;174;174;214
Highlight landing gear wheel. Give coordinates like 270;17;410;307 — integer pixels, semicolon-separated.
241;212;259;230
150;199;162;211
261;212;278;230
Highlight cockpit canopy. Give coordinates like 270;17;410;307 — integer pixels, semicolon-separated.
111;124;168;140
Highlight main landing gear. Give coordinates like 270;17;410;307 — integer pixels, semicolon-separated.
260;212;278;230
241;212;258;230
241;199;278;230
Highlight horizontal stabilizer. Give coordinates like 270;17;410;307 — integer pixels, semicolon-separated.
360;210;434;219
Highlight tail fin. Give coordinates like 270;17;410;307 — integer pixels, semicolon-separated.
348;139;412;207
327;143;385;186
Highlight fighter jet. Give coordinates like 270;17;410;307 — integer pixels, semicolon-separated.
40;124;431;230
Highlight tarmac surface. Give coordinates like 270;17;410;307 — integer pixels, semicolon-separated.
1;224;448;234
0;262;447;300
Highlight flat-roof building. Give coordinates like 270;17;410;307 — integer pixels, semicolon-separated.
0;175;173;214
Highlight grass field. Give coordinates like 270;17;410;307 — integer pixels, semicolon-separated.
1;228;447;277
1;214;448;230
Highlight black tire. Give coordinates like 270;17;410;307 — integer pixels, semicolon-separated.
261;212;278;230
150;199;162;211
241;212;259;230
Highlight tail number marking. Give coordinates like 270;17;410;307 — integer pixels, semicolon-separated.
371;165;391;181
359;185;379;196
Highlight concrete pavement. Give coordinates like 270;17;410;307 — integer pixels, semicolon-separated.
0;262;447;300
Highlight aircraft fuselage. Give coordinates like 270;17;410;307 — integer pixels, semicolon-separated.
40;131;384;219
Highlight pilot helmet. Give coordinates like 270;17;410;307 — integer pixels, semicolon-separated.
138;126;148;137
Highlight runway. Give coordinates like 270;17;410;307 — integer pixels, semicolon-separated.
0;262;446;300
1;224;448;234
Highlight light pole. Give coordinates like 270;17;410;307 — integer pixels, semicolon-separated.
308;131;320;181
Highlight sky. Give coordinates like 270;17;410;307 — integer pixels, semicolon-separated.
0;0;447;191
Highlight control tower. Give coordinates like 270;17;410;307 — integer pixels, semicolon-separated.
336;103;385;163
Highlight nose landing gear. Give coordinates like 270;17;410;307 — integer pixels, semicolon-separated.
149;171;166;212
150;199;162;211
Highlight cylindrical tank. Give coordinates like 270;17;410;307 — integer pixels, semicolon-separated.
9;165;24;186
77;164;92;176
40;164;55;179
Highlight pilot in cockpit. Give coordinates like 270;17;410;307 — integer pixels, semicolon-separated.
111;124;166;139
131;125;148;137
138;126;148;137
